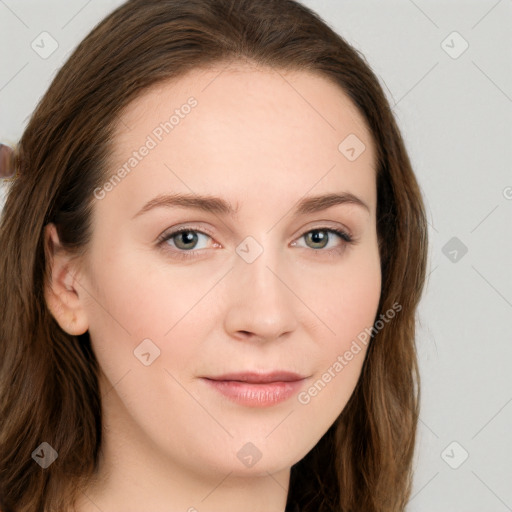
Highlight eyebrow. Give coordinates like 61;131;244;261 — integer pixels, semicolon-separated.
131;191;370;219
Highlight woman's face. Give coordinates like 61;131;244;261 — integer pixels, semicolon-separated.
68;63;381;488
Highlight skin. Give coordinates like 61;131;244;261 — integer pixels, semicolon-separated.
44;61;381;512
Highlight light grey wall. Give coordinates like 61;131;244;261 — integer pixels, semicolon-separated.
1;1;511;510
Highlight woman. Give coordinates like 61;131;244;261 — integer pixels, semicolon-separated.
0;1;428;511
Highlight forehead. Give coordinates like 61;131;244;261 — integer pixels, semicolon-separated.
103;62;377;219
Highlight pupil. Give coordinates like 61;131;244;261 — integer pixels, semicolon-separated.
177;231;197;249
309;230;327;248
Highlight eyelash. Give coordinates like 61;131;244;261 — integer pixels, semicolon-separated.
157;226;355;261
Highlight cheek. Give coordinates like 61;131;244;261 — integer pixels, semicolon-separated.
83;245;220;379
296;245;380;408
330;261;381;343
85;239;200;333
302;244;382;348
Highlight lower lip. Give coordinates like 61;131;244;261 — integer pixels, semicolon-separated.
202;378;304;407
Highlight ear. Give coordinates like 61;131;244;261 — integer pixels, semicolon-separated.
43;223;89;336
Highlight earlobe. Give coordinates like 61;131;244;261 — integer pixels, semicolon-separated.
43;223;89;336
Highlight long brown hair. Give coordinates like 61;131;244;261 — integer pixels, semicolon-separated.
0;1;428;510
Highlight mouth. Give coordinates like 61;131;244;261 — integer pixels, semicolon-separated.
203;371;306;384
200;371;308;407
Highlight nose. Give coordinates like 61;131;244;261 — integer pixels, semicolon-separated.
223;240;299;343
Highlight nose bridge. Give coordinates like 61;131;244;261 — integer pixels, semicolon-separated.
223;234;298;339
238;236;282;297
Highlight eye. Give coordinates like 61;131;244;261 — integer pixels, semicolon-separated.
292;227;353;252
160;228;211;252
157;225;355;261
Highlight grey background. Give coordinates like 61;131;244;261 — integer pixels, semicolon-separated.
1;1;511;510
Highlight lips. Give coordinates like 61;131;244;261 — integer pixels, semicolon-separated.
201;371;307;407
204;371;305;384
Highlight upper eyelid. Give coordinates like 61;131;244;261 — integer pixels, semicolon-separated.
162;218;353;235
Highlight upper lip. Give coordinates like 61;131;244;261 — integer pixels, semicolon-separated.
204;371;306;383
